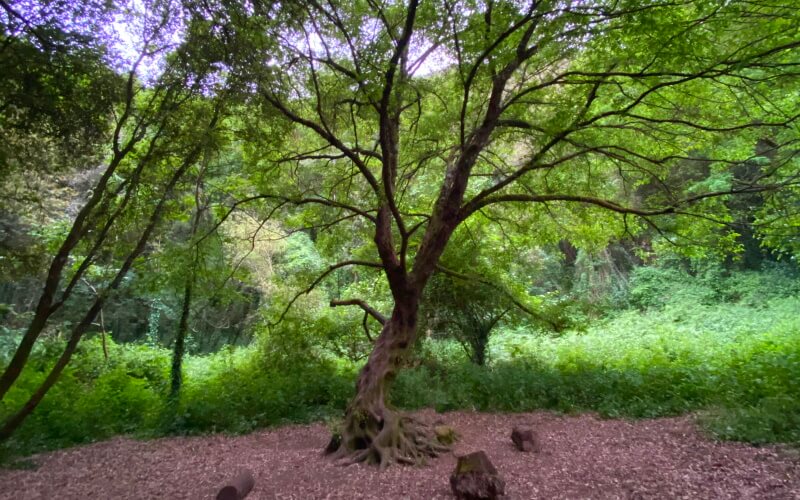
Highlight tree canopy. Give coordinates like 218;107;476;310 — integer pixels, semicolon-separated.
186;0;800;466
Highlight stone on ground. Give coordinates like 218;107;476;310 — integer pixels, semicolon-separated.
450;450;505;500
511;426;539;452
434;425;458;445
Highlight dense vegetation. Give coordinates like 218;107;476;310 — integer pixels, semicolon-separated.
3;263;800;459
1;0;799;467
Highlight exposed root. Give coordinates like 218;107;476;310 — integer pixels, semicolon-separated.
329;411;452;469
330;311;453;467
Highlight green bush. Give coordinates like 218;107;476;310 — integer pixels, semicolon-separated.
627;261;799;310
1;336;356;458
173;352;354;434
700;397;800;445
1;337;170;454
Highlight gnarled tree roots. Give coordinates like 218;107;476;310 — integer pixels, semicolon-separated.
328;409;451;469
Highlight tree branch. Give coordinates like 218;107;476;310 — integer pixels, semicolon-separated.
459;181;799;222
434;265;559;331
260;91;382;197
270;260;384;327
330;299;387;325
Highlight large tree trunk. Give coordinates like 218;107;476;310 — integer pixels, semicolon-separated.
330;296;448;467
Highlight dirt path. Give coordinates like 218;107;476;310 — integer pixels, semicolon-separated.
2;410;798;499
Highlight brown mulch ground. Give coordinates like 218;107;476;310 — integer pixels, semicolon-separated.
2;410;799;499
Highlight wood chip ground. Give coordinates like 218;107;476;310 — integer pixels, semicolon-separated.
2;410;798;499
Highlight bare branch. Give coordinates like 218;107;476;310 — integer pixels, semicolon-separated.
330;299;387;325
270;260;384;327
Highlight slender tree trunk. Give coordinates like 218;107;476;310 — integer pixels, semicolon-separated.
170;279;192;399
83;280;110;361
0;299;102;440
0;208;161;440
0;224;106;400
99;308;109;361
0;311;51;401
473;336;487;366
0;101;221;439
0;190;170;440
0;130;162;401
170;154;207;400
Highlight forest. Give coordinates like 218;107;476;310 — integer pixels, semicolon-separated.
1;0;800;498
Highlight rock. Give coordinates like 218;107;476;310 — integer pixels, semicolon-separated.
216;469;255;500
434;425;458;445
511;426;539;452
450;451;505;500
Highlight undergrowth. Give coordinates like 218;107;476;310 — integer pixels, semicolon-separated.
394;295;800;445
2;265;799;460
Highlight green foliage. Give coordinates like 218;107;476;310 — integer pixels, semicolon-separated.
273;233;323;279
0;10;121;179
0;337;169;454
420;222;558;364
393;266;800;443
422;275;512;365
700;398;800;445
394;285;800;445
2;0;800;461
628;261;800;310
0;335;355;458
172;352;353;434
2;267;800;459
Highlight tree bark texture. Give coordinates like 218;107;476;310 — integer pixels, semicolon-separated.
330;293;450;467
170;279;193;399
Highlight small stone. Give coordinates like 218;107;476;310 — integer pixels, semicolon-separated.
435;425;458;445
216;469;255;500
511;426;539;452
450;451;505;500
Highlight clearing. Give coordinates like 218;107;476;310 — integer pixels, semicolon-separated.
1;410;798;499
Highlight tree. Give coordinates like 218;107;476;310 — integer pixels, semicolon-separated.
170;164;206;400
420;222;556;365
423;275;509;366
0;0;122;278
195;0;800;466
0;0;233;439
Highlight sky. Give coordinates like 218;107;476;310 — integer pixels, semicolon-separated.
2;0;454;82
